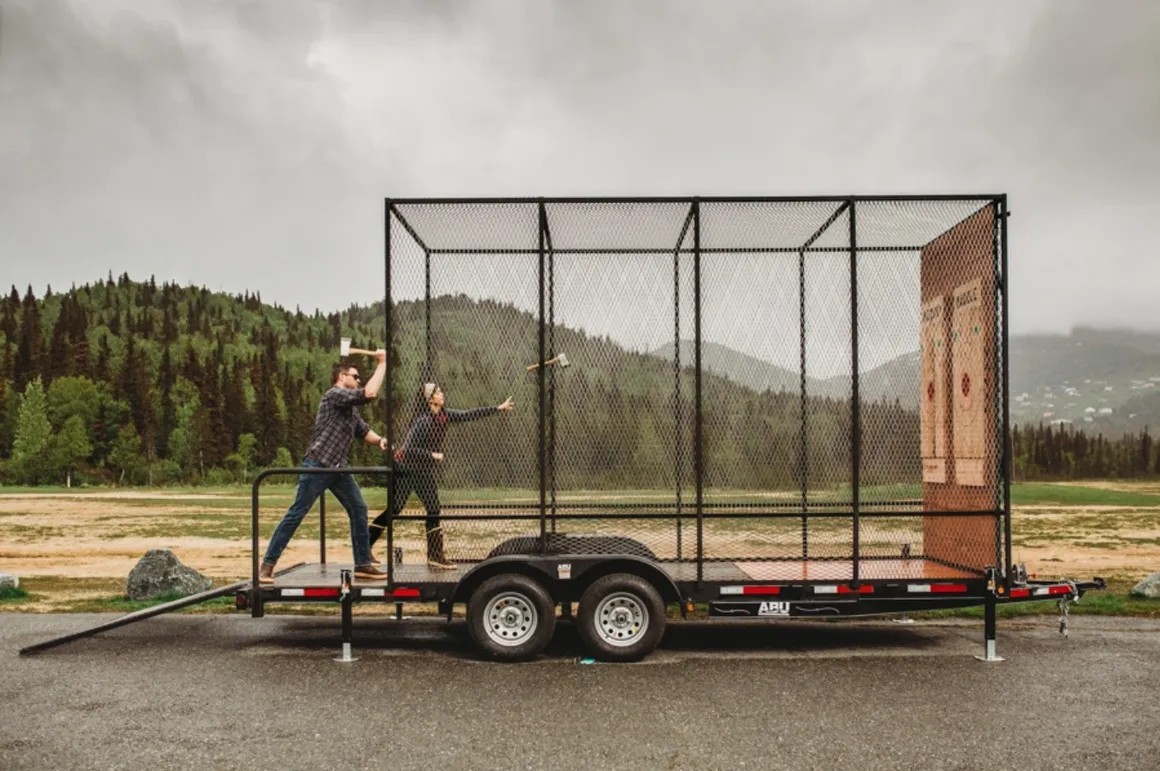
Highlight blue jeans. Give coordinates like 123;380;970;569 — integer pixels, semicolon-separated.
262;458;372;567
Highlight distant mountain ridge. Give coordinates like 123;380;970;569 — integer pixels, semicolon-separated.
655;327;1160;433
1008;327;1160;433
652;340;921;407
652;340;814;395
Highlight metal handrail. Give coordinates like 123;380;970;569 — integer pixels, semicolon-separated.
250;466;394;590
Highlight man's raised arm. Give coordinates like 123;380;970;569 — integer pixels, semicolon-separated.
362;349;388;399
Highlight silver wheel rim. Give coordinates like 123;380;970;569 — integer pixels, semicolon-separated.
594;591;649;648
483;591;539;648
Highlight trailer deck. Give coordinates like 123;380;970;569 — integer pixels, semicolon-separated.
257;557;979;590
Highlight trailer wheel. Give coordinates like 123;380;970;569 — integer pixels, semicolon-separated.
577;573;666;662
467;574;556;662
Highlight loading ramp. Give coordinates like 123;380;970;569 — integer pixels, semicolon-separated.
17;564;304;656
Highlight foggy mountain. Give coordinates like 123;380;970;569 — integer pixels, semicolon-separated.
657;328;1160;433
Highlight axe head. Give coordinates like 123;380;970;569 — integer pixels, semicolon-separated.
555;352;570;368
340;337;352;356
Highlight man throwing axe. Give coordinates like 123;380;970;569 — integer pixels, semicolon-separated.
259;350;391;583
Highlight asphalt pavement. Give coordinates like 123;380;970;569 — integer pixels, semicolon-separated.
2;612;1158;770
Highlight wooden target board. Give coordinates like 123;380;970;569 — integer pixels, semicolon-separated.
920;296;948;483
951;278;986;487
919;205;998;572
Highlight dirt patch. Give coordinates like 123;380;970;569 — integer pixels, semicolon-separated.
0;537;255;578
1;492;1157;595
0;491;248;501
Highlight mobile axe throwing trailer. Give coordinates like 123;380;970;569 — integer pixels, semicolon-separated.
244;196;1103;663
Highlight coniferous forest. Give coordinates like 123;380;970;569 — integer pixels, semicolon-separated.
0;275;396;486
0;275;1155;487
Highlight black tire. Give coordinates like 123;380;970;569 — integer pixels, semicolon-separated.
576;573;666;662
467;574;556;662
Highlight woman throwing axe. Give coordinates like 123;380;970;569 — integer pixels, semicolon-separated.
370;382;514;569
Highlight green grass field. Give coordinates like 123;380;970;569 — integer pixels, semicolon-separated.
6;478;1157;506
1010;482;1160;507
0;479;1157;615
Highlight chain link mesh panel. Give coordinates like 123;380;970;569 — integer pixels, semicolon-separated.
385;198;1006;578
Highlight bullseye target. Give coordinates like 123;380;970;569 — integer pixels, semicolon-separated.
951;278;985;486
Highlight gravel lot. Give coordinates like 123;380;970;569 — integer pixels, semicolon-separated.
3;612;1158;770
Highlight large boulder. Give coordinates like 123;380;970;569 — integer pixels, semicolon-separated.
1129;571;1160;599
0;572;19;590
126;549;211;601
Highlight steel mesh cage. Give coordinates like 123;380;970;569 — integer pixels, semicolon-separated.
384;196;1009;580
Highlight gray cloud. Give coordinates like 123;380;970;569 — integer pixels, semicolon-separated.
1;0;1157;333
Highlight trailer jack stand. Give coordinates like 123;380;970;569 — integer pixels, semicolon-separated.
1057;596;1071;638
335;569;358;664
975;592;1004;663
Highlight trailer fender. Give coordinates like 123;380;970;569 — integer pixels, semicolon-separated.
448;555;682;617
450;556;561;612
567;557;682;609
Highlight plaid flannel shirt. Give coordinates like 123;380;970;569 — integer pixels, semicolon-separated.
304;386;371;468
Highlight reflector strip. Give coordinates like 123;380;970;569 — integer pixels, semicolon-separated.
908;583;968;594
303;588;339;598
362;588;386;597
279;588;340;598
392;588;421;599
720;586;781;596
1009;588;1030;598
815;584;873;595
1034;585;1071;597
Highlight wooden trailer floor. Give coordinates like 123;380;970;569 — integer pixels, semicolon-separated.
663;559;978;582
727;559;979;582
261;558;979;588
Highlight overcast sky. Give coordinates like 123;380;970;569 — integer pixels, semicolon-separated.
2;0;1158;338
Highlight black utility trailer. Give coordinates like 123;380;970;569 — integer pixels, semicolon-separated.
243;196;1103;663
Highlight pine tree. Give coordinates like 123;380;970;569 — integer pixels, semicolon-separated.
86;391;122;471
199;345;230;468
14;285;41;391
117;336;150;443
93;333;111;382
68;296;91;376
157;346;176;455
46;296;72;384
0;286;18;340
109;422;143;485
252;326;284;465
167;380;200;478
11;377;52;484
49;414;93;487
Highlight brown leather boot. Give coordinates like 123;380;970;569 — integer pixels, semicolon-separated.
258;563;275;584
426;526;455;570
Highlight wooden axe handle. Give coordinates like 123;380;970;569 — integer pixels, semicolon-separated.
346;347;377;356
526;356;559;371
